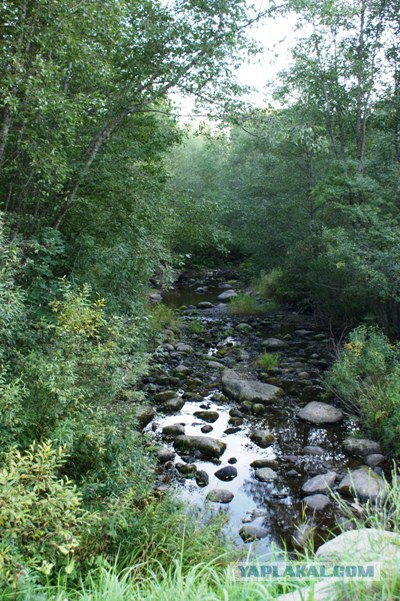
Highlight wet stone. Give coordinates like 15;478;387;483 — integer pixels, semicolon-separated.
201;425;213;434
175;343;194;353
217;290;238;302
176;463;197;476
198;301;214;309
302;471;337;495
251;458;279;469
160;397;185;413
174;364;191;376
343;438;382;457
303;446;325;456
228;457;237;464
157;447;176;462
239;525;269;542
228;417;243;426
366;454;385;467
297;401;344;425
215;465;238;481
255;467;278;482
206;489;234;503
262;338;288;351
338;467;388;501
174;435;226;458
195;470;209;487
250;429;274;448
154;390;177;403
224;427;241;435
162;423;185;438
193;410;220;423
303;494;331;511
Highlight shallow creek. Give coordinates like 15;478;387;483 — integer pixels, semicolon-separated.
142;273;363;558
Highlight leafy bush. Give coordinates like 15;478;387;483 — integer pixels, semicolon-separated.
0;441;97;588
326;325;400;454
257;352;280;370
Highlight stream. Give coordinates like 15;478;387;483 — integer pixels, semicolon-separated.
141;270;372;558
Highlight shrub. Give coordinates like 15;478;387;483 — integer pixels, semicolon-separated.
256;352;280;370
326;325;400;455
0;441;97;588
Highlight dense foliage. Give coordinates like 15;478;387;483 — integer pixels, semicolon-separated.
2;0;400;598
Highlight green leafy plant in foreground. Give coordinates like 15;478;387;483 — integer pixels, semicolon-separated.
0;441;97;588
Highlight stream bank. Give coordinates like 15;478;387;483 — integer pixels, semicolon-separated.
139;270;390;557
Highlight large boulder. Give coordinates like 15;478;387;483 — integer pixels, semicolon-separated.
338;467;388;501
222;369;283;404
316;528;400;564
343;437;382;457
302;471;337;495
297;401;344;425
174;435;226;458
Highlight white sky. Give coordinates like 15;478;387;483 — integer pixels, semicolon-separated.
171;8;302;122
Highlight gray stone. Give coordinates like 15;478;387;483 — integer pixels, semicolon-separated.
174;435;226;458
135;405;156;428
338;467;388;501
262;337;288;350
207;361;224;369
154;390;177;403
162;423;185;438
343;437;382;457
195;470;209;487
316;528;400;563
302;471;336;495
239;525;269;542
176;463;197;476
149;293;162;304
366;454;385;467
175;343;194;353
217;290;238;302
206;489;234;503
198;302;214;309
157;447;176;462
294;329;314;337
194;410;220;423
251;458;279;469
255;467;278;482
215;465;238;481
303;494;331;511
174;364;191;376
250;429;274;448
298;401;344;425
160;397;185;413
303;445;325;455
222;369;283;404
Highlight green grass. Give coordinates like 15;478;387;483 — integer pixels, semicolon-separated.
187;317;207;334
257;352;280;370
229;294;277;316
